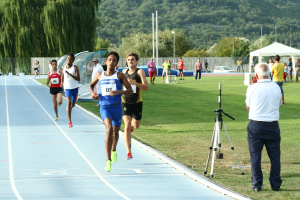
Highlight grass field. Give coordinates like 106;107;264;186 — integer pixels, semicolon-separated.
38;75;300;200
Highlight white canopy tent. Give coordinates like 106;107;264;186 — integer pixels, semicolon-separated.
249;42;300;80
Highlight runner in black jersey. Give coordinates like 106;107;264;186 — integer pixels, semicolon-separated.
122;52;149;160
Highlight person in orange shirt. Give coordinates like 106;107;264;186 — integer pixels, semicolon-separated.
178;57;184;80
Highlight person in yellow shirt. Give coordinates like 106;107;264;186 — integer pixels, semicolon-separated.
271;55;285;105
237;59;242;72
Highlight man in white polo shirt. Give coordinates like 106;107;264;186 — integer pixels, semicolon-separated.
245;63;282;192
91;58;104;106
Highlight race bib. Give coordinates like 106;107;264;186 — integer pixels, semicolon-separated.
51;78;59;84
124;85;136;93
102;84;116;96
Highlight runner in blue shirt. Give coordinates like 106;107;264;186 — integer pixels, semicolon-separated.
89;52;133;172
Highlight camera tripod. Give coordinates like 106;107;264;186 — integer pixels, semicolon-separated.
204;83;245;178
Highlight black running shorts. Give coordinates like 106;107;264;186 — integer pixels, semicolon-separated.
178;69;183;72
122;102;143;120
50;87;62;95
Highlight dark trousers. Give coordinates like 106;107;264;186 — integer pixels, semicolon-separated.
195;70;201;80
247;121;282;189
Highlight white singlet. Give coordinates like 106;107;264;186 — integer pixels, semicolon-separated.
63;64;78;89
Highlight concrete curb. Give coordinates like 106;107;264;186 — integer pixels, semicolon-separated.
34;78;252;200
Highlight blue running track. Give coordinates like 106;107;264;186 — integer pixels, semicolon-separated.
0;76;240;200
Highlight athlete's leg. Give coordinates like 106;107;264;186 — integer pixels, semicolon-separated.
66;97;72;123
182;71;185;80
104;117;113;161
111;126;120;151
51;94;58;116
123;115;132;153
132;119;141;129
57;93;62;106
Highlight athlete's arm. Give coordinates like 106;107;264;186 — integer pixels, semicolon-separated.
46;72;51;85
127;70;149;91
89;72;101;100
65;65;80;82
111;73;133;96
61;66;64;87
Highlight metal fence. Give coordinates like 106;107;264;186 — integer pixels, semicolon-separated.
103;57;251;72
0;56;295;75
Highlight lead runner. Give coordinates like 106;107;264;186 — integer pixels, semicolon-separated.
89;52;133;172
122;52;149;160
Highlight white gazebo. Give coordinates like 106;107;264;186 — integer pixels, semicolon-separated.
249;42;300;79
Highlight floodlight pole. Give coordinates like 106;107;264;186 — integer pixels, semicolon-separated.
152;13;155;59
172;31;175;63
261;26;262;48
156;11;158;76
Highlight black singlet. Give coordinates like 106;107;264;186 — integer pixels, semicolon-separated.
122;68;142;104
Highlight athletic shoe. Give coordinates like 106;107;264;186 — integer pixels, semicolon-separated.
68;122;73;128
58;103;61;107
111;151;117;163
131;126;134;133
126;152;133;160
161;80;164;82
105;160;111;172
54;116;58;121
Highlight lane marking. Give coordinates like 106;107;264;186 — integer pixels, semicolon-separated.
17;77;130;200
30;142;70;144
5;76;23;200
128;169;147;174
0;173;183;183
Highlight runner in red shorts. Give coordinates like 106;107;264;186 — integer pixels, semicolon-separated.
147;58;156;85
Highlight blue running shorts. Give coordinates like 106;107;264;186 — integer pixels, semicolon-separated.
100;103;122;127
65;88;79;102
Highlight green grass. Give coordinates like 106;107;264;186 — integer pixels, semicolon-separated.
38;76;300;200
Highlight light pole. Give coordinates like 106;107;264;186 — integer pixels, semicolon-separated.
172;31;175;63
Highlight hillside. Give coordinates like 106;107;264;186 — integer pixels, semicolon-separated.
96;0;300;49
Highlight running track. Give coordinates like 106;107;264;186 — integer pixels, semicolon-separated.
0;76;246;199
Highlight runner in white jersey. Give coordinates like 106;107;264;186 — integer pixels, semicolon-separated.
61;52;80;128
89;52;133;172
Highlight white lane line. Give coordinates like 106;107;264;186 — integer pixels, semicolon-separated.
17;77;130;200
5;76;23;200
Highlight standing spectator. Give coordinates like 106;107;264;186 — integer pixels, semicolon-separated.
147;58;156;85
92;58;104;106
48;60;53;72
195;58;202;80
246;63;282;192
251;60;254;72
268;59;274;80
237;58;242;72
295;58;300;83
168;59;172;75
283;63;288;82
92;58;103;81
161;60;170;82
287;58;293;82
272;55;285;105
178;57;184;80
205;60;208;72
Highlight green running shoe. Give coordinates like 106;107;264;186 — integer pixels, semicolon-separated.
111;151;117;163
105;160;111;172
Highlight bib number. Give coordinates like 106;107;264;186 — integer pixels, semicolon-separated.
102;84;116;96
124;85;136;93
51;78;59;84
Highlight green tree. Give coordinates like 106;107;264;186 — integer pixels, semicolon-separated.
94;37;111;57
110;29;192;57
0;0;101;73
183;49;209;57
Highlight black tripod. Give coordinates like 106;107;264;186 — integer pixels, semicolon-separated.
204;83;245;178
